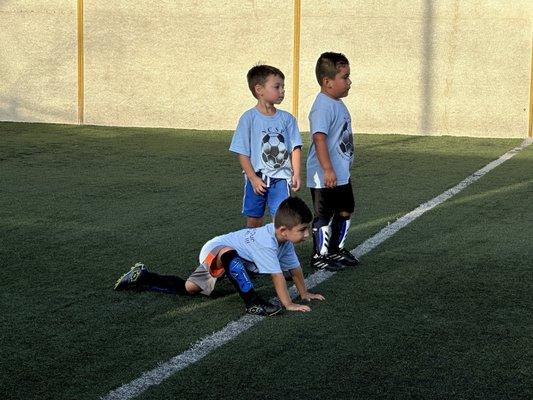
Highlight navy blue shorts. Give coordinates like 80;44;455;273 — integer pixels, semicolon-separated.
242;173;291;218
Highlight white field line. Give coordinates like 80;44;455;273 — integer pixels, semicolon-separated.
102;138;532;400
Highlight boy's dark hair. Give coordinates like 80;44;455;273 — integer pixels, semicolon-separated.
247;65;285;99
315;52;349;86
274;196;313;229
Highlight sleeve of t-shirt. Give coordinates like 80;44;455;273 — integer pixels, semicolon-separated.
309;107;331;136
229;112;251;156
287;114;303;151
278;242;300;271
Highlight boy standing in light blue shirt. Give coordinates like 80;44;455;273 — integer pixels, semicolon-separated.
230;65;303;228
307;52;360;271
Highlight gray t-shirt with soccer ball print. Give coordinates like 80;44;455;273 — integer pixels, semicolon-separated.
230;107;302;180
307;92;355;188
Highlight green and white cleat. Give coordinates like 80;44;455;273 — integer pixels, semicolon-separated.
114;263;148;291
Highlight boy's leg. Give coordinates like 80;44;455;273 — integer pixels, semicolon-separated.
243;173;267;227
141;271;189;294
114;263;189;294
246;216;264;228
220;250;256;305
185;280;203;294
309;188;345;271
328;182;359;266
329;212;352;250
266;178;291;219
312;216;331;255
310;187;332;255
220;250;281;316
187;255;220;296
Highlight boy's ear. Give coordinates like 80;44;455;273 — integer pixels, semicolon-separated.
254;83;263;98
277;225;289;237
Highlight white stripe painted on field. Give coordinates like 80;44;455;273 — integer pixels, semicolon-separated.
102;138;532;400
103;315;263;400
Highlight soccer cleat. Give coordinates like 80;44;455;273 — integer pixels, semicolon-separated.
246;298;282;317
330;248;360;267
310;254;346;272
114;263;148;291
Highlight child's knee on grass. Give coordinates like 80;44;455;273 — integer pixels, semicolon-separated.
246;216;264;228
185;279;202;295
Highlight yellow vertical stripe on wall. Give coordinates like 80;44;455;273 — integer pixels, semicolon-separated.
529;34;533;137
292;0;301;118
77;0;84;125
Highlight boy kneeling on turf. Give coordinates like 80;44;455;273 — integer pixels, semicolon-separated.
114;197;324;316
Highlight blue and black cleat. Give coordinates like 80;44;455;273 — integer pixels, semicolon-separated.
114;262;148;291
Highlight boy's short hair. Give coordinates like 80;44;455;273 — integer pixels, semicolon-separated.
315;52;350;86
274;196;313;229
247;65;285;99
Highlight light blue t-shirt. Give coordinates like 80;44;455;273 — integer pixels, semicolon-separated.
230;107;302;180
306;93;354;188
199;223;300;274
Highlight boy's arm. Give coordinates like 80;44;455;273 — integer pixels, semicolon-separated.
270;273;311;312
290;267;325;302
237;154;267;195
290;146;301;192
314;133;337;188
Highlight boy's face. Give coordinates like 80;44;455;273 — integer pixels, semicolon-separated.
256;74;285;104
281;223;310;244
325;65;351;99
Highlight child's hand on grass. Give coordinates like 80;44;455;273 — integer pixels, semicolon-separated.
302;292;325;302
285;303;311;312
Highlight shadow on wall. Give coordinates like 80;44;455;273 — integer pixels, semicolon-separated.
0;97;24;122
420;0;434;135
0;95;74;124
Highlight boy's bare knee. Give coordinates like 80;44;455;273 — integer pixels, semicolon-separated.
246;217;264;228
185;279;202;295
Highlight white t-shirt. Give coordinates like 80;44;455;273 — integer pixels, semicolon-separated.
230;107;302;180
307;93;355;188
199;223;300;274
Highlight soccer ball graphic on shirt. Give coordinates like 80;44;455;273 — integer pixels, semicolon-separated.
261;130;289;169
339;121;354;157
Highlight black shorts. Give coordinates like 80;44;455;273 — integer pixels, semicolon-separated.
310;180;355;219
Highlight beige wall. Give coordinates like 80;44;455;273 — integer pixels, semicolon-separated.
0;1;531;137
0;0;78;124
301;0;532;138
83;1;294;129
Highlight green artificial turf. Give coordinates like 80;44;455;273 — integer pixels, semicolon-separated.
1;122;530;400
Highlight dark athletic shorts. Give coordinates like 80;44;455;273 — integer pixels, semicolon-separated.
310;180;355;219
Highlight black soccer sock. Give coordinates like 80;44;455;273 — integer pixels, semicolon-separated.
329;214;350;252
312;217;332;256
221;250;258;307
142;272;188;295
